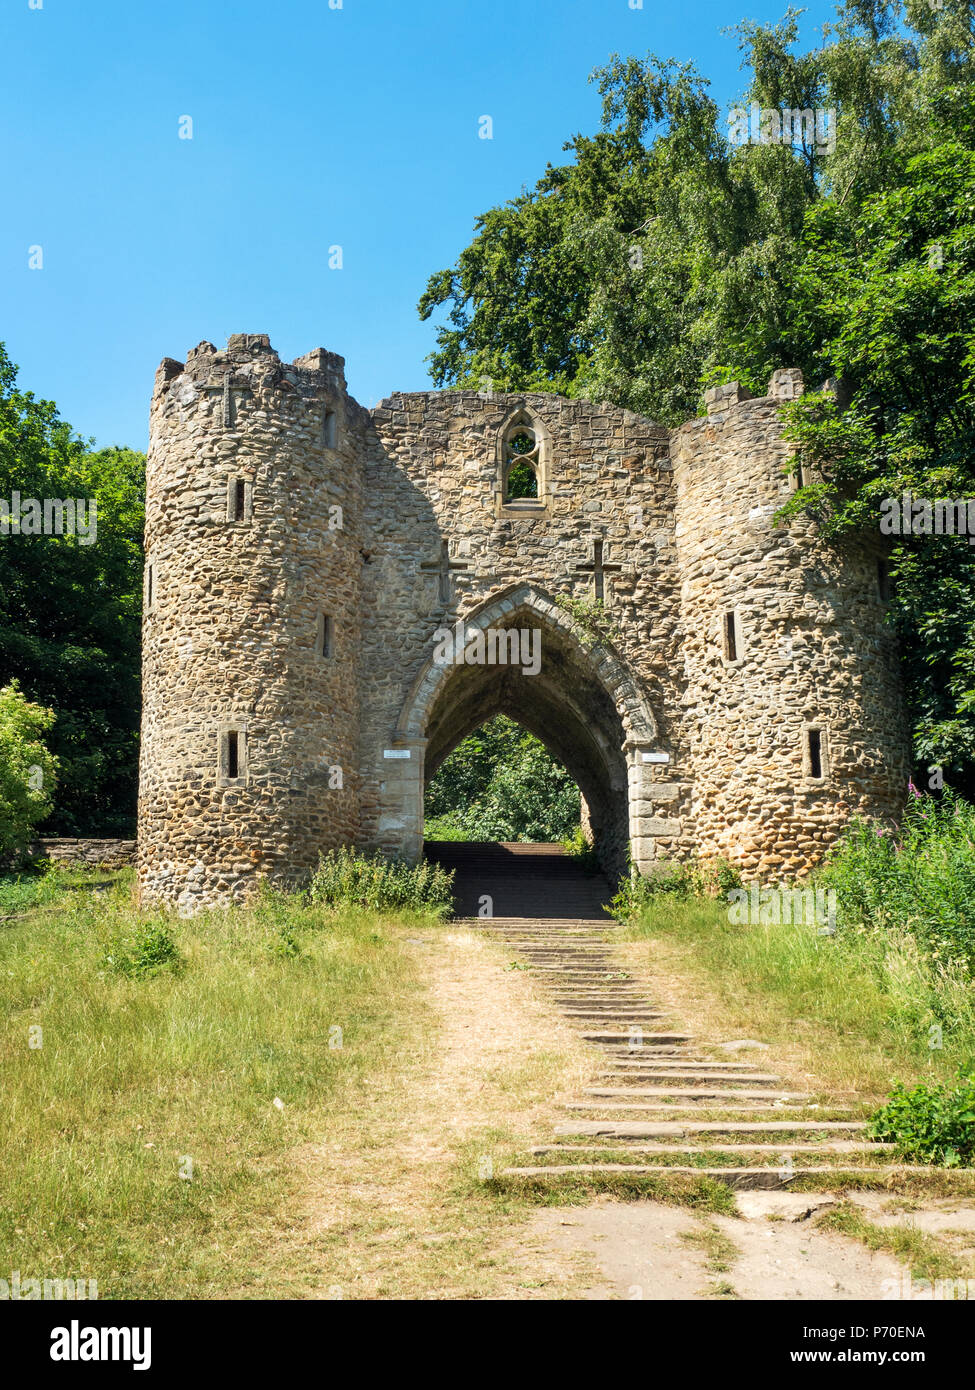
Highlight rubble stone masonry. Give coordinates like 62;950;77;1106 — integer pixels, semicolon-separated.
137;337;909;911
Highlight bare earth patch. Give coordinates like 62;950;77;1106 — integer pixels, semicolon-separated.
237;922;975;1300
255;926;602;1299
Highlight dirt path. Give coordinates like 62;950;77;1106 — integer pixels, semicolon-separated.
262;921;975;1300
276;926;602;1299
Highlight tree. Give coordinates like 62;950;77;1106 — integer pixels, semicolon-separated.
777;141;975;789
0;681;58;857
0;344;145;834
418;0;975;788
425;716;580;841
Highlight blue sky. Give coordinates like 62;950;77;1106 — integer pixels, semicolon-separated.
0;0;834;449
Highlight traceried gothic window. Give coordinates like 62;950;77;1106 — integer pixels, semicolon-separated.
503;426;540;501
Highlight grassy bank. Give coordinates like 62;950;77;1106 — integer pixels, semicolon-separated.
618;896;975;1105
0;870;433;1298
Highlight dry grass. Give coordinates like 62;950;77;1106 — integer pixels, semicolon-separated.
0;877;605;1300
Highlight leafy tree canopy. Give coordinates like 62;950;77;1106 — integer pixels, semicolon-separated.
419;0;975;791
0;344;145;835
0;680;59;857
425;716;580;841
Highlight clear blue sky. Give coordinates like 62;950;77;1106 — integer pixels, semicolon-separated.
0;0;834;449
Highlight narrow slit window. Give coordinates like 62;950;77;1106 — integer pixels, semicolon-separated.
723;611;738;663
323;410;337;449
233;479;246;521
146;563;154;610
877;557;891;601
806;729;823;780
319;613;333;658
226;730;240;780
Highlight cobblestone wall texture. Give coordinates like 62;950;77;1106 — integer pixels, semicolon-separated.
138;337;909;911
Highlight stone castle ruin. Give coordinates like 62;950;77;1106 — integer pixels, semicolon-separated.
137;333;909;912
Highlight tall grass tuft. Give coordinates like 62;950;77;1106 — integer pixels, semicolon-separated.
310;846;455;918
0;873;429;1298
821;789;975;968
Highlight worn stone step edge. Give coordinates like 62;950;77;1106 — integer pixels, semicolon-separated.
556;1118;863;1133
530;1142;893;1155
498;1165;945;1189
595;1071;783;1084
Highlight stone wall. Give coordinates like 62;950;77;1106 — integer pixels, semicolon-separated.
673;372;909;879
139;335;366;910
137;335;910;912
36;839;137;869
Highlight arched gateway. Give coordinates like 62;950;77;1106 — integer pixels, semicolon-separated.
137;335;909;912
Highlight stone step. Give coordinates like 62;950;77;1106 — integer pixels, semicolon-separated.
530;1141;892;1155
529;969;633;977
499;1165;931;1191
554;1120;866;1138
547;996;652;1005
562;1011;666;1021
581;1032;692;1045
595;1070;783;1085
603;1058;773;1071
582;1086;806;1102
563;1102;799;1114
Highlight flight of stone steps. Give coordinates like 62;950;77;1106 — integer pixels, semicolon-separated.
468;916;943;1193
425;840;613;919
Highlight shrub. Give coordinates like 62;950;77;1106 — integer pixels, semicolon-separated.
821;789;975;966
310;847;455;918
561;825;600;870
609;856;741;920
868;1074;975;1166
0;682;58;859
101;920;182;979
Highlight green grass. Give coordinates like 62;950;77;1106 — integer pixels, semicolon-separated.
815;1201;971;1283
0;873;433;1298
619;895;975;1102
0;863;118;916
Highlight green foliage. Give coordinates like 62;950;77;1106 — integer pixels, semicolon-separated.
419;0;975;790
420;3;974;418
0;343;145;835
562;825;600;870
777;139;975;787
424;716;580;842
554;595;622;648
868;1074;975;1166
609;856;742;919
269;924;304;960
0;681;58;857
100;919;182;980
821;790;975;966
310;847;455;918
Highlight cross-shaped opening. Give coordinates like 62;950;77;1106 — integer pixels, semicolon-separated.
574;539;622;604
420;541;471;605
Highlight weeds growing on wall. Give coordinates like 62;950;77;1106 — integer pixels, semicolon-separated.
608;855;742;919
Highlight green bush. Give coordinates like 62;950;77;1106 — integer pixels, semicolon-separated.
868;1074;975;1167
0;682;58;859
101;920;182;979
821;790;975;966
310;847;455;918
609;856;742;920
424;715;580;842
561;825;600;870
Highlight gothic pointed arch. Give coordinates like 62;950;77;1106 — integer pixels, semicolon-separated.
393;581;657;747
496;408;550;514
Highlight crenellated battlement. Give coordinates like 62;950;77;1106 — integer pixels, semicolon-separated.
137;336;909;913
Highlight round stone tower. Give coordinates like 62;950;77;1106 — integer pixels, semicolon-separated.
672;368;909;881
138;334;364;910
